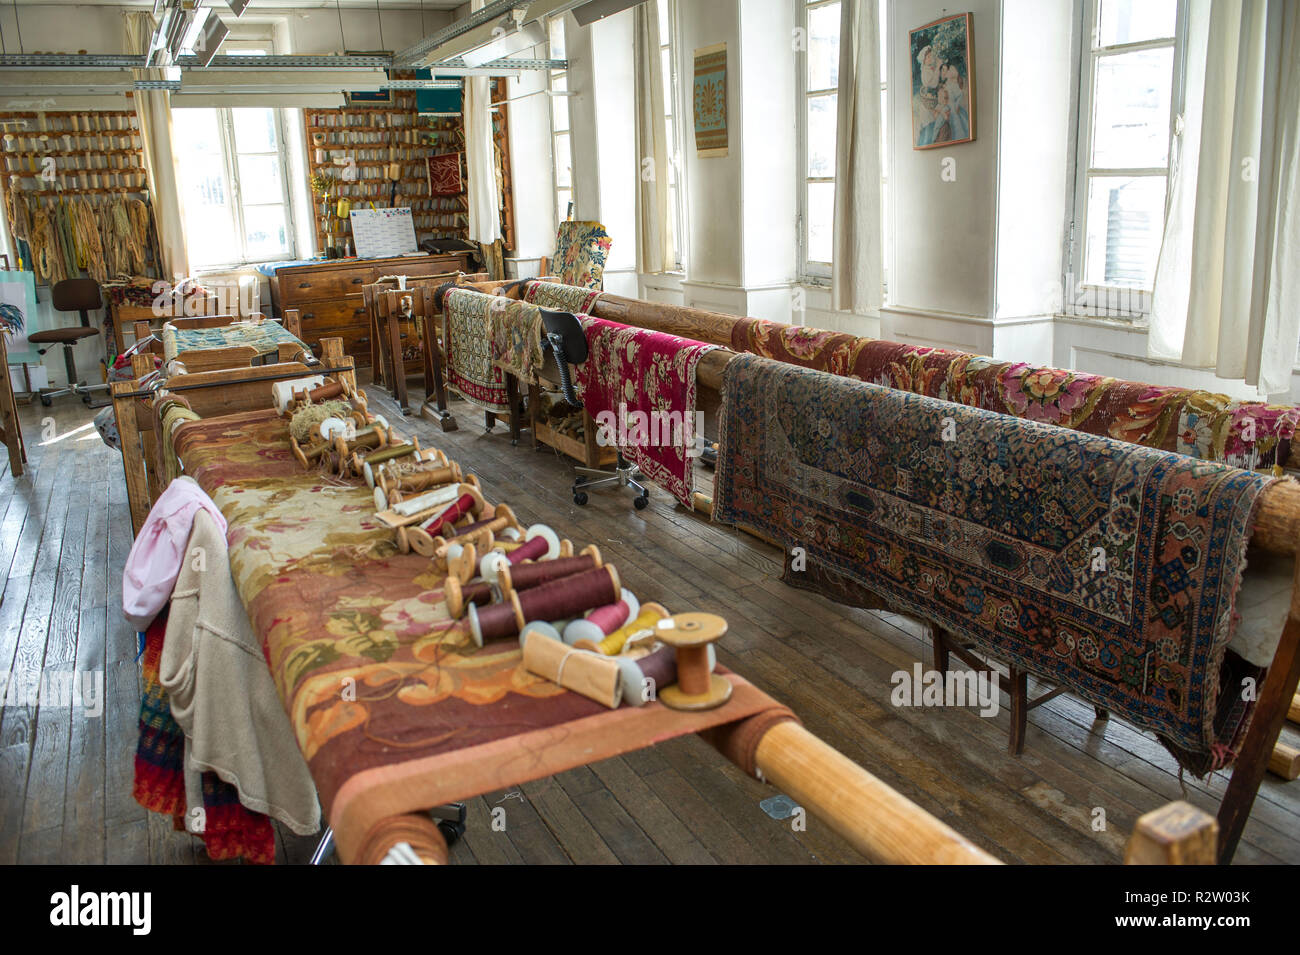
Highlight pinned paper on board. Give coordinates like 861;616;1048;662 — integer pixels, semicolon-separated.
349;207;419;259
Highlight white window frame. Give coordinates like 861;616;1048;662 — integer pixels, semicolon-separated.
1066;0;1187;319
547;17;574;228
795;0;888;289
659;0;688;273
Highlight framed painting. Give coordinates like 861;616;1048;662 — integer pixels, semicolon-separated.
909;12;975;149
692;42;728;158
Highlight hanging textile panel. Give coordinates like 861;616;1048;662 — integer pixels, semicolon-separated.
487;295;546;384
426;152;463;197
173;407;794;861
729;317;1300;474
712;353;1276;775
552;221;612;290
692;42;728;157
575;316;715;507
521;279;603;315
443;287;511;413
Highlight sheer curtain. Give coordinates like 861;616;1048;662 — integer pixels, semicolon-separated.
830;0;884;316
465;0;503;245
1148;0;1300;396
125;11;190;280
633;2;669;275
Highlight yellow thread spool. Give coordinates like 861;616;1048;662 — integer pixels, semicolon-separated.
592;603;669;655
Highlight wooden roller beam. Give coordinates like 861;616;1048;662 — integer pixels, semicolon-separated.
1124;801;1218;864
1250;480;1300;556
1289;693;1300;725
752;719;1000;865
1269;742;1300;780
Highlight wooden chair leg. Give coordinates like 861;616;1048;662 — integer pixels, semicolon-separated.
1008;666;1028;755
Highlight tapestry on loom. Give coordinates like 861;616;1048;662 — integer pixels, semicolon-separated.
575;317;715;507
521;279;603;315
728;317;1299;474
487;296;546;384
133;615;275;864
443;288;511;413
712;353;1276;775
161;321;305;364
172;409;793;860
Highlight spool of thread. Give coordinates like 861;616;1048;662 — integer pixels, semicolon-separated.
614;644;717;708
468;565;620;646
562;588;639;648
273;375;324;414
443;575;496;618
355;441;419;481
579;602;668;653
654;613;732;711
421;493;477;537
435;505;521;557
498;549;603;598
518;620;563;646
304;381;345;403
480;525;561;580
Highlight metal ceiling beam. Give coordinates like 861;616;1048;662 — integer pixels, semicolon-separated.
394;0;532;66
0;53;562;72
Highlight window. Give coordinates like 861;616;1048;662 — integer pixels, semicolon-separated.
796;0;888;285
1070;0;1182;312
658;0;687;271
172;108;296;269
548;18;573;226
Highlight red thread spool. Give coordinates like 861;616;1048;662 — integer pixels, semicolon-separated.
498;553;601;597
467;565;621;646
444;576;495;618
508;534;549;564
421;493;476;536
587;600;630;633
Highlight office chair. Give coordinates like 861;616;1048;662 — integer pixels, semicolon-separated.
538;308;650;510
29;278;109;408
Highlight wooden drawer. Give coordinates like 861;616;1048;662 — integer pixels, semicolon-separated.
298;297;369;333
313;322;373;368
280;268;371;305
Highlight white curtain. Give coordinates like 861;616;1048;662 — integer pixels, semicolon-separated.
1148;0;1300;396
830;0;884;316
125;11;190;281
465;0;503;244
633;2;670;275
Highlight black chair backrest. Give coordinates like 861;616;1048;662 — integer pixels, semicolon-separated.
539;309;588;364
52;278;103;324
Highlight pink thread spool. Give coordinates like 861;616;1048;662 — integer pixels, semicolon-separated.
481;524;562;581
563;589;640;646
420;493;476;537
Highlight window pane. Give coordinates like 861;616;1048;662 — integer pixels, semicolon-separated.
237;155;284;205
661;48;672;113
880;86;888;169
666;117;677;186
806;180;835;263
556;188;572;224
172;108;237;268
1083;175;1166;288
231;108;277;154
1090;47;1172;168
554;132;572;188
657;0;669;32
1097;0;1177;48
548;17;566;59
551;74;569;131
807;2;841;92
807;92;837;177
878;0;887;84
242;204;290;261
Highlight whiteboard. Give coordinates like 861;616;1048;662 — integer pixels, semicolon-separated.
349;207;419;259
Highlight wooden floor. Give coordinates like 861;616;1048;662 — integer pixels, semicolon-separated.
2;377;1299;865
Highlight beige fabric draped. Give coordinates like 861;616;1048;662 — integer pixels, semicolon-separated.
633;2;670;275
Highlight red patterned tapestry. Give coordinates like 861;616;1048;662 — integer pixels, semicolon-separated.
575;316;715;506
729;317;1299;474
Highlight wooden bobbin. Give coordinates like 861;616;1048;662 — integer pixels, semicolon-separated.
476;563;621;648
496;544;604;601
405;484;491;557
432;504;522;560
352;436;421;481
445;575;498;619
446;542;478;584
655;612;732;711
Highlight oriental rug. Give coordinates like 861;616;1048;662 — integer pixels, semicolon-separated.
522;278;603;314
712;353;1275;774
443;288;511;413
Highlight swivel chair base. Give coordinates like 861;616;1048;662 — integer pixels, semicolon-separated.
572;453;650;510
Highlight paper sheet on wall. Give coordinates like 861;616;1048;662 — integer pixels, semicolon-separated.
349;207;419;259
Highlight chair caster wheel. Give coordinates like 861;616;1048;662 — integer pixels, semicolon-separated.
39;394;52;407
633;495;649;510
437;820;465;847
573;491;588;506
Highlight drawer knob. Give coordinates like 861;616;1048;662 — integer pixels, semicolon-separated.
354;307;365;316
298;282;312;289
351;277;364;284
303;313;314;320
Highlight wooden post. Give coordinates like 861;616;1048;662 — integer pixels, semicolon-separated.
1124;801;1218;865
418;286;457;431
282;308;302;340
1218;558;1300;862
0;330;25;477
319;338;355;395
112;378;151;537
751;720;1001;864
133;320;155;355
